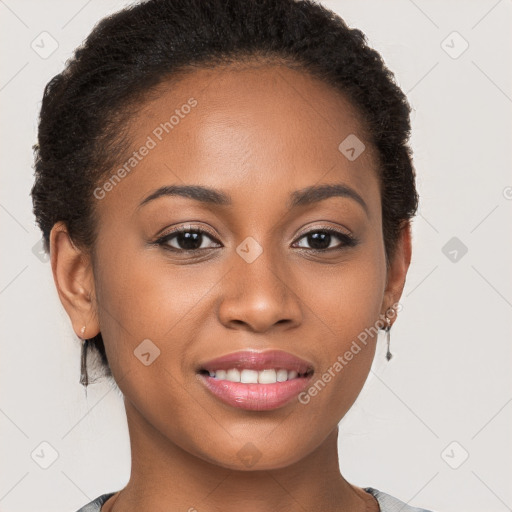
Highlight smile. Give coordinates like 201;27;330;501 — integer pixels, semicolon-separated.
196;349;315;411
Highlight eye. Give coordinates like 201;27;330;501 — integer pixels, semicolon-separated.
293;227;358;251
154;225;358;254
155;225;222;252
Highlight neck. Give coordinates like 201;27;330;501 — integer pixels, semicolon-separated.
105;398;375;512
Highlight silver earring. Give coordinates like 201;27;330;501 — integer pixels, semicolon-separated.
384;315;393;361
79;326;89;387
80;339;89;387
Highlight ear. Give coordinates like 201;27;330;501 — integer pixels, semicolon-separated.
49;221;100;339
380;221;412;325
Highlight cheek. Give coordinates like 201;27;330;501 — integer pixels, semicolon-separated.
300;242;386;342
294;244;386;413
91;235;216;383
92;255;197;435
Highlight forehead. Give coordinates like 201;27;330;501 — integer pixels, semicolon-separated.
96;63;380;220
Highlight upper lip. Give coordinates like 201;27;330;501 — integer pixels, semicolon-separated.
197;349;314;374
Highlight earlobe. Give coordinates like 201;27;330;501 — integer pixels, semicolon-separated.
49;221;100;339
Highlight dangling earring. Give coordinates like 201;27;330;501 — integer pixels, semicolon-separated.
79;325;89;387
384;313;393;361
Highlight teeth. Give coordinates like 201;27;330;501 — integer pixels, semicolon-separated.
226;368;240;382
241;369;258;383
276;369;288;382
205;368;306;383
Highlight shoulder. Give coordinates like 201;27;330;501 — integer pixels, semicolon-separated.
73;492;117;512
364;487;438;512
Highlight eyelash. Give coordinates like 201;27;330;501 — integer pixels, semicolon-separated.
153;224;359;254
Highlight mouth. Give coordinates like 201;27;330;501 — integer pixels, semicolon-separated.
196;348;314;375
196;349;315;411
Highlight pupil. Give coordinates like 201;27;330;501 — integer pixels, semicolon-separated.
178;231;201;250
309;232;330;250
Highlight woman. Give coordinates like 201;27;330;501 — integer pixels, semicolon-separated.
31;0;435;510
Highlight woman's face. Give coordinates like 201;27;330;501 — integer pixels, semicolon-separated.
61;63;409;470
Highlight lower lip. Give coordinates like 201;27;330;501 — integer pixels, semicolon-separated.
197;373;313;411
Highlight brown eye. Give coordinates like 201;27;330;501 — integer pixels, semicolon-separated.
294;228;358;251
156;227;222;252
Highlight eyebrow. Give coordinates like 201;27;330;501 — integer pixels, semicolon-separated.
137;183;368;215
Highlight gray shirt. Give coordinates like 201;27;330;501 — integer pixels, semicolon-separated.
74;487;436;511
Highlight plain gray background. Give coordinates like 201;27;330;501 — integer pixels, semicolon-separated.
1;1;511;511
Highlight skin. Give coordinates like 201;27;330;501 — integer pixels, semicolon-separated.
50;62;411;512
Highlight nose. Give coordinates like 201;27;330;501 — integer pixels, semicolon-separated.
217;244;304;333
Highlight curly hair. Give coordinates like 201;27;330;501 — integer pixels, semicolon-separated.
31;0;419;380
